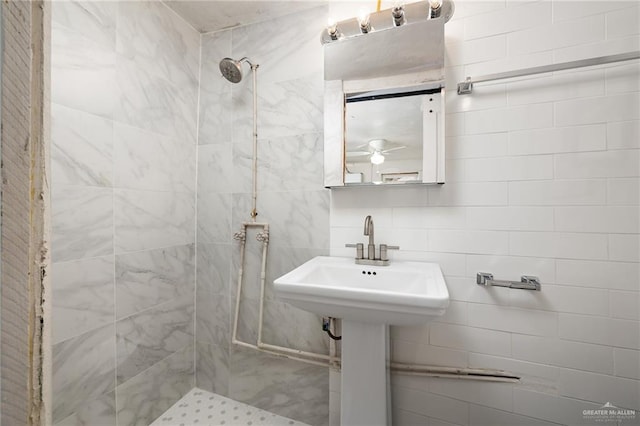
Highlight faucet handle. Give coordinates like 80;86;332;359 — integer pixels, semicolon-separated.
379;244;400;261
345;243;364;259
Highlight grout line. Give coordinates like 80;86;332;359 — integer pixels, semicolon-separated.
117;346;188;392
112;42;119;423
115;292;193;323
193;28;204;385
53;242;194;267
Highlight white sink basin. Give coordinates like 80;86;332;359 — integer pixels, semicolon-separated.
273;256;449;325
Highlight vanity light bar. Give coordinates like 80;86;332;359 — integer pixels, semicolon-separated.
321;0;454;45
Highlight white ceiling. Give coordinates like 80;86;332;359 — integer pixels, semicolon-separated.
163;1;327;33
163;0;401;33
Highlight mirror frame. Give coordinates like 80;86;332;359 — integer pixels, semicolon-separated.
324;79;445;188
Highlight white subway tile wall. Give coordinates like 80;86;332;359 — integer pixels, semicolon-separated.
330;0;640;424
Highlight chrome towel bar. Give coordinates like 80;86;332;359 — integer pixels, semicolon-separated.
458;51;640;95
477;272;541;291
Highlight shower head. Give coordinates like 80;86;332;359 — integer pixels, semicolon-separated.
219;58;243;83
219;57;255;83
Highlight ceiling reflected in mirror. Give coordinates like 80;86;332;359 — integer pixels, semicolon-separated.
345;92;429;185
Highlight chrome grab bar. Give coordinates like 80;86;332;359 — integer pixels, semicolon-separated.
476;272;541;291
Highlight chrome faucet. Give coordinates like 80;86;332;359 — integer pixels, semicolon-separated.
345;215;400;266
364;215;375;259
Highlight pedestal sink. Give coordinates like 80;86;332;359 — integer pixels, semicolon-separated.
273;256;449;426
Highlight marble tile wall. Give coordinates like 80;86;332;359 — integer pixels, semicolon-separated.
195;6;330;425
51;1;199;425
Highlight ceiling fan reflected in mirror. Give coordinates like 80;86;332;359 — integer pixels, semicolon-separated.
347;139;406;164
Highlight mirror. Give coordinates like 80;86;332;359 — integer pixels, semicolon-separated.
322;83;444;187
321;2;447;188
344;91;437;185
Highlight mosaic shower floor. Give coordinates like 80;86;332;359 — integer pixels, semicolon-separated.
150;388;310;426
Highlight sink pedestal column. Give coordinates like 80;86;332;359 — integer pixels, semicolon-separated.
341;321;390;426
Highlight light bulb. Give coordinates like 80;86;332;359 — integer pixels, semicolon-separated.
370;151;385;165
327;17;338;40
392;3;405;26
358;9;371;33
429;0;442;18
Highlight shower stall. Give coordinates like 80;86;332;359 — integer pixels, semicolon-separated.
49;1;329;425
